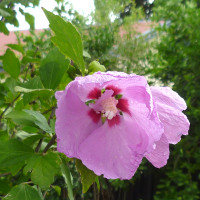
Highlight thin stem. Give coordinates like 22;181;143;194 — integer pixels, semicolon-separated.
0;172;11;177
0;94;21;122
43;134;57;153
35;107;56;152
35;138;43;152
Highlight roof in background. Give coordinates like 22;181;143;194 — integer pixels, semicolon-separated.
0;29;44;56
0;21;163;56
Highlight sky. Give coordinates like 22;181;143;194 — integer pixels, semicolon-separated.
7;0;95;31
7;0;154;31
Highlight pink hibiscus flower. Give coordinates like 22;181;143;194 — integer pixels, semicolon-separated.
55;71;189;179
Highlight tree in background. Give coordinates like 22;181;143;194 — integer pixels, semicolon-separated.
146;0;200;199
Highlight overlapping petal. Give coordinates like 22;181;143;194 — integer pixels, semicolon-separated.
55;81;101;158
55;72;189;179
151;86;189;144
78;118;148;179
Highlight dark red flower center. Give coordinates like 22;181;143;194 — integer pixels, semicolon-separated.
86;85;131;127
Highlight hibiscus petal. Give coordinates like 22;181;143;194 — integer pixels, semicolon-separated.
156;103;189;144
145;134;169;168
151;86;187;111
55;82;101;158
78;119;149;179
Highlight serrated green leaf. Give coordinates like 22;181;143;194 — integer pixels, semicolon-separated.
19;77;47;104
3;184;42;200
24;152;61;189
0;139;34;168
43;8;85;74
39;48;70;90
3;49;20;78
0;21;9;35
76;159;97;193
25;13;35;30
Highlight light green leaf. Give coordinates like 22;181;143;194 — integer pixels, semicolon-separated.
3;49;20;78
83;50;91;58
25;13;35;30
7;44;24;54
0;7;11;17
39;48;70;90
24;109;52;133
76;159;97;193
3;184;43;200
0;139;34;168
5;110;36;127
0;21;9;35
61;157;74;200
43;8;85;74
15;86;53;94
24;152;61;189
5;109;52;133
5;77;17;95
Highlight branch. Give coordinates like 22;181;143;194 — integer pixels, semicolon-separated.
35;107;56;152
0;172;11;177
0;94;21;122
43;134;57;153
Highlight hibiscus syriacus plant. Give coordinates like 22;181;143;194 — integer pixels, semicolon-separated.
55;71;190;179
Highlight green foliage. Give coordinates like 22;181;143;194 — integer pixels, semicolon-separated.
0;21;9;35
39;48;70;90
3;49;20;79
146;0;200;199
0;139;34;168
24;152;61;189
43;8;85;74
3;184;42;200
76;159;98;193
25;13;35;31
60;156;74;200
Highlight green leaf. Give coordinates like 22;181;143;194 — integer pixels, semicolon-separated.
83;50;91;58
88;61;106;74
5;77;17;95
42;8;85;74
5;109;52;133
24;152;61;189
24;109;52;133
19;77;49;104
76;159;97;193
0;21;9;35
0;7;11;17
3;184;42;200
5;110;36;127
39;48;70;90
0;139;34;168
15;86;53;95
60;157;74;200
25;13;35;30
7;44;24;54
3;49;20;78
